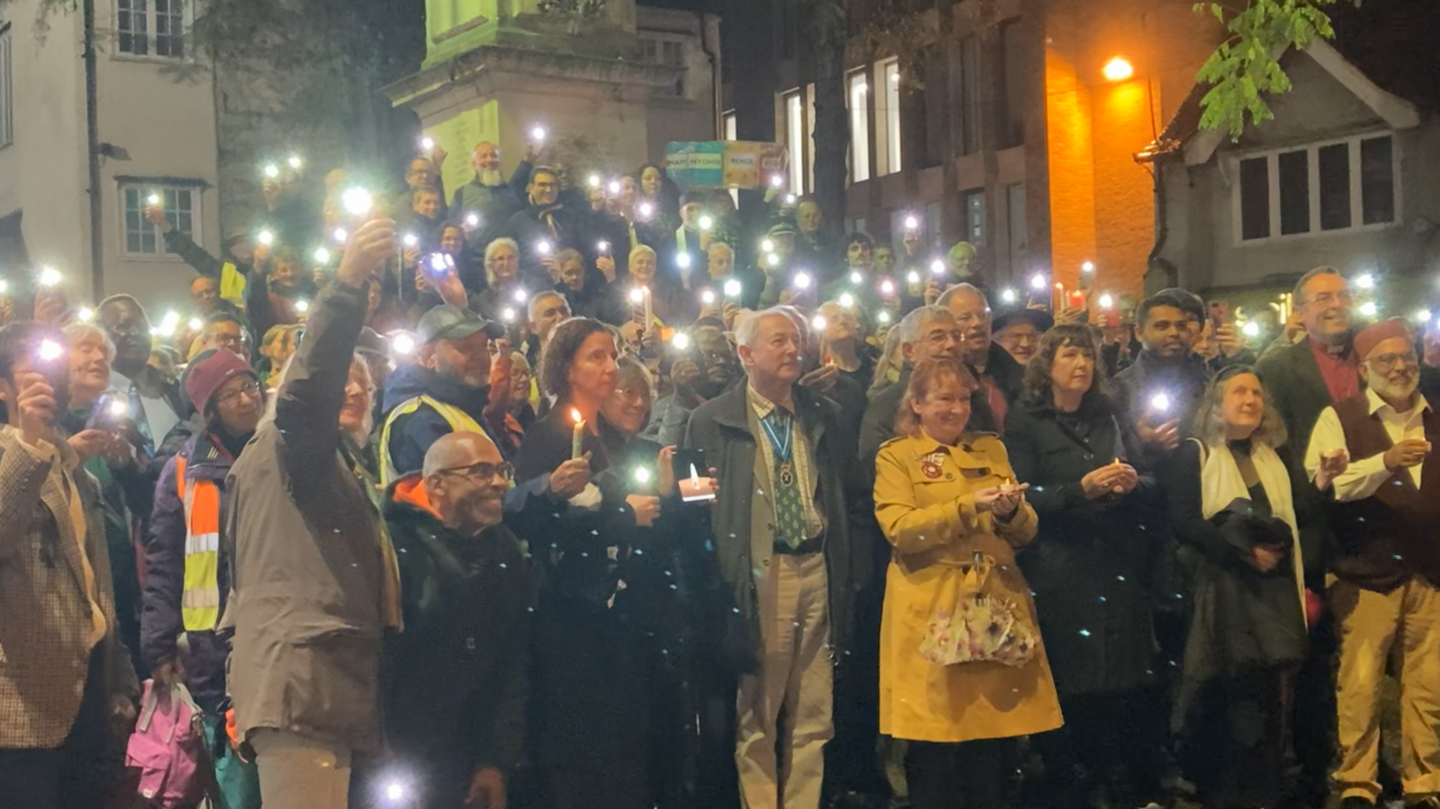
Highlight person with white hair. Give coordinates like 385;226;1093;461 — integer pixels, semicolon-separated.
684;307;873;809
858;306;964;465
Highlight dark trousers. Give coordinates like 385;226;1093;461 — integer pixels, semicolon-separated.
1183;666;1290;809
904;738;1017;809
1033;688;1168;809
0;648;115;809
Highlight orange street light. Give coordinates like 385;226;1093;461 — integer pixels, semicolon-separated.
1103;56;1134;82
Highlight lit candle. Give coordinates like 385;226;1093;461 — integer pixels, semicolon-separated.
571;408;585;460
689;463;701;489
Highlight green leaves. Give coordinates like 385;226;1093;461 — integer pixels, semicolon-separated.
1194;0;1352;139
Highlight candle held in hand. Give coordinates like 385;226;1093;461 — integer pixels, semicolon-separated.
571;408;585;460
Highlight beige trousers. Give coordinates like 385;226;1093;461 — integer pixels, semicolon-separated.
1330;576;1440;802
736;551;834;809
251;729;352;809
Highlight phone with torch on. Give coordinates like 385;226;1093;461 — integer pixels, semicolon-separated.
672;447;717;503
86;392;134;432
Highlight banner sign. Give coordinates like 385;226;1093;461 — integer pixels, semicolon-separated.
666;141;788;189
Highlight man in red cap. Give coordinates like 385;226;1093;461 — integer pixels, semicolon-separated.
1306;318;1440;809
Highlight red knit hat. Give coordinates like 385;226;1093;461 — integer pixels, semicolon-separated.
1353;318;1413;362
185;349;257;416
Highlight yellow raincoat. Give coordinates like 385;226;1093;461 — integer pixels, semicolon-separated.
873;430;1064;743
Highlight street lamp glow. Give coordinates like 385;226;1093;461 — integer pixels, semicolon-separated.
1356;273;1376;290
1029;273;1048;291
341;187;373;217
1001;288;1018;304
839;292;855;308
1103;56;1134;82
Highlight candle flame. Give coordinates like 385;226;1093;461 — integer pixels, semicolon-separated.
571;408;583;425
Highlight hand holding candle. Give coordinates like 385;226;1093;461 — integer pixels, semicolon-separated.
571;408;586;460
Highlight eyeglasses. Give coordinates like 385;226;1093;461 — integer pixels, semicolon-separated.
1301;290;1353;307
215;380;262;406
1365;351;1418;371
436;461;514;482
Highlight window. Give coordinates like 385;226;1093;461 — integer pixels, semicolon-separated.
963;188;985;245
118;0;185;58
662;40;684;67
848;70;870;184
876;59;902;175
639;38;659;63
1006;183;1027;271
0;25;11;150
784;90;804;193
122;184;196;256
1235;133;1397;243
998;21;1026;148
957;36;982;155
722;110;737;141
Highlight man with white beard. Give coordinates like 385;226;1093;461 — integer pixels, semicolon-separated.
1306;318;1440;809
449;140;535;230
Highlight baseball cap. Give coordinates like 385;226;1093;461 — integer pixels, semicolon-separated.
416;304;505;345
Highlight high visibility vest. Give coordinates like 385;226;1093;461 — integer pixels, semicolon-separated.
380;394;485;485
175;456;222;632
219;262;248;305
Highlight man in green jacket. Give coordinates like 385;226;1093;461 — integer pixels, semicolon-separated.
382;431;534;809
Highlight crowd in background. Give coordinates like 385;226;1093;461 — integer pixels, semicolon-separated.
1;131;1439;809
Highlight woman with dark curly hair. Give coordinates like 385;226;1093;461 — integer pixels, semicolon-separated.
509;317;685;809
1002;323;1167;809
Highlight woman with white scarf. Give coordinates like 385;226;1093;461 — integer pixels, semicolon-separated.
1157;366;1317;809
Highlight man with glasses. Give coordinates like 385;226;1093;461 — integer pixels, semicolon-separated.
938;283;1023;433
200;312;250;359
381;430;534;809
859;305;964;464
1306;319;1440;809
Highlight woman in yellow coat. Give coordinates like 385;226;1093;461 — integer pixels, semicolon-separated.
874;358;1063;809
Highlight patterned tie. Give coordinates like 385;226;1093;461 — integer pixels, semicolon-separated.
763;410;807;549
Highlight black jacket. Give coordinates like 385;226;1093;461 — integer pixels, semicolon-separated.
858;357;1007;477
383;477;534;771
1005;397;1161;697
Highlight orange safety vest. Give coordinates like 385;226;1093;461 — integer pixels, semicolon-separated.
175;455;222;632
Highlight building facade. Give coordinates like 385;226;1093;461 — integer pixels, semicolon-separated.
0;0;223;315
723;0;1223;299
388;0;721;204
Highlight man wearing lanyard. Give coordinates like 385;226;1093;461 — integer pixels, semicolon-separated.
97;295;186;454
685;308;871;809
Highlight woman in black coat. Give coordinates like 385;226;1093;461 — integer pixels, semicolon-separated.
1003;324;1165;809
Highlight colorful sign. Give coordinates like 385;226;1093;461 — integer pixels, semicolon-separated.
666;141;787;189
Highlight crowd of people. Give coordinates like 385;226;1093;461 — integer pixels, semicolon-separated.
1;132;1438;809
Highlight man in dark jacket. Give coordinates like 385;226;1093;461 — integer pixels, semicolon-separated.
938;283;1025;431
143;349;264;809
450;141;533;230
858;306;963;465
146;203;255;309
380;304;508;483
556;248;628;326
683;308;872;809
383;431;533;809
504;166;584;276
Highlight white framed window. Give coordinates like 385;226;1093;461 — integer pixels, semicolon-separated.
876;59;901;176
0;25;11;150
847;70;870;184
784;89;804;193
1234;132;1398;243
117;0;186;58
121;183;198;256
963;188;985;245
722;110;737;141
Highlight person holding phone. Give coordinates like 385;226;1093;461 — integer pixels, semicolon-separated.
873;357;1058;809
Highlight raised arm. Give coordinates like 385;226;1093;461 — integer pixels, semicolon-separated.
275;219;395;473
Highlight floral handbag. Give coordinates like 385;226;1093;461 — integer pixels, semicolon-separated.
918;552;1039;668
